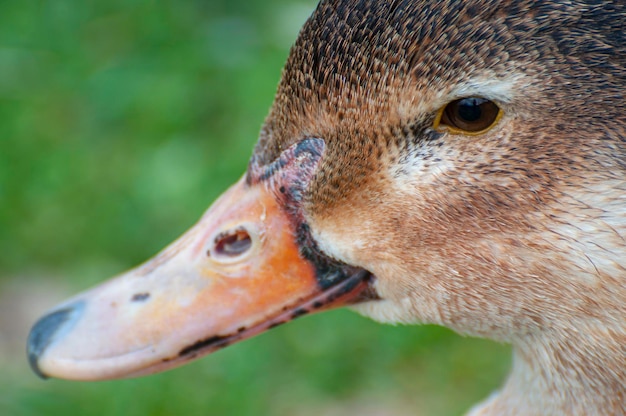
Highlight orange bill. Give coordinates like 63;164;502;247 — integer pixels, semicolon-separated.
27;171;370;381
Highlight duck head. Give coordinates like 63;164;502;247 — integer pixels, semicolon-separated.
28;0;625;413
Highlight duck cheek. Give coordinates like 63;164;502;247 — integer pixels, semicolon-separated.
27;176;324;381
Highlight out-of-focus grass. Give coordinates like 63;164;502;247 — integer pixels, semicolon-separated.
0;0;311;274
0;1;510;415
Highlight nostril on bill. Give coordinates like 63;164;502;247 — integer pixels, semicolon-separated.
27;301;84;379
210;227;252;259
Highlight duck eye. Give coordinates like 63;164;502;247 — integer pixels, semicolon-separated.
435;97;502;134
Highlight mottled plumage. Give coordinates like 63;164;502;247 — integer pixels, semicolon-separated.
251;1;626;414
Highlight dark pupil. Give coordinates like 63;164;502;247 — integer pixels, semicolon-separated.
457;98;484;122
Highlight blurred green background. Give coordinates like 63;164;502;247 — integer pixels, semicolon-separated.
0;1;510;415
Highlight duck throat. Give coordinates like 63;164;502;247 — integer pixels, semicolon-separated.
469;326;626;416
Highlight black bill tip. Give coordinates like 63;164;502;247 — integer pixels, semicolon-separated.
27;302;84;379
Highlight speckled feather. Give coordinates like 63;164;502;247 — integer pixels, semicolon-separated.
250;1;624;415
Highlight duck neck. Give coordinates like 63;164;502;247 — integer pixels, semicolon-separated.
468;327;625;416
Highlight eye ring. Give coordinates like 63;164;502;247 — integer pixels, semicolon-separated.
433;97;503;135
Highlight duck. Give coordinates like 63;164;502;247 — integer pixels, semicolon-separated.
26;0;625;415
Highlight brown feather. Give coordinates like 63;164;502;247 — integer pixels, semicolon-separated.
250;1;625;414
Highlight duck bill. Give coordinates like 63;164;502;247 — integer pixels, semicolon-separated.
27;175;369;381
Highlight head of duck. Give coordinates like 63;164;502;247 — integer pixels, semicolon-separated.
28;1;625;415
